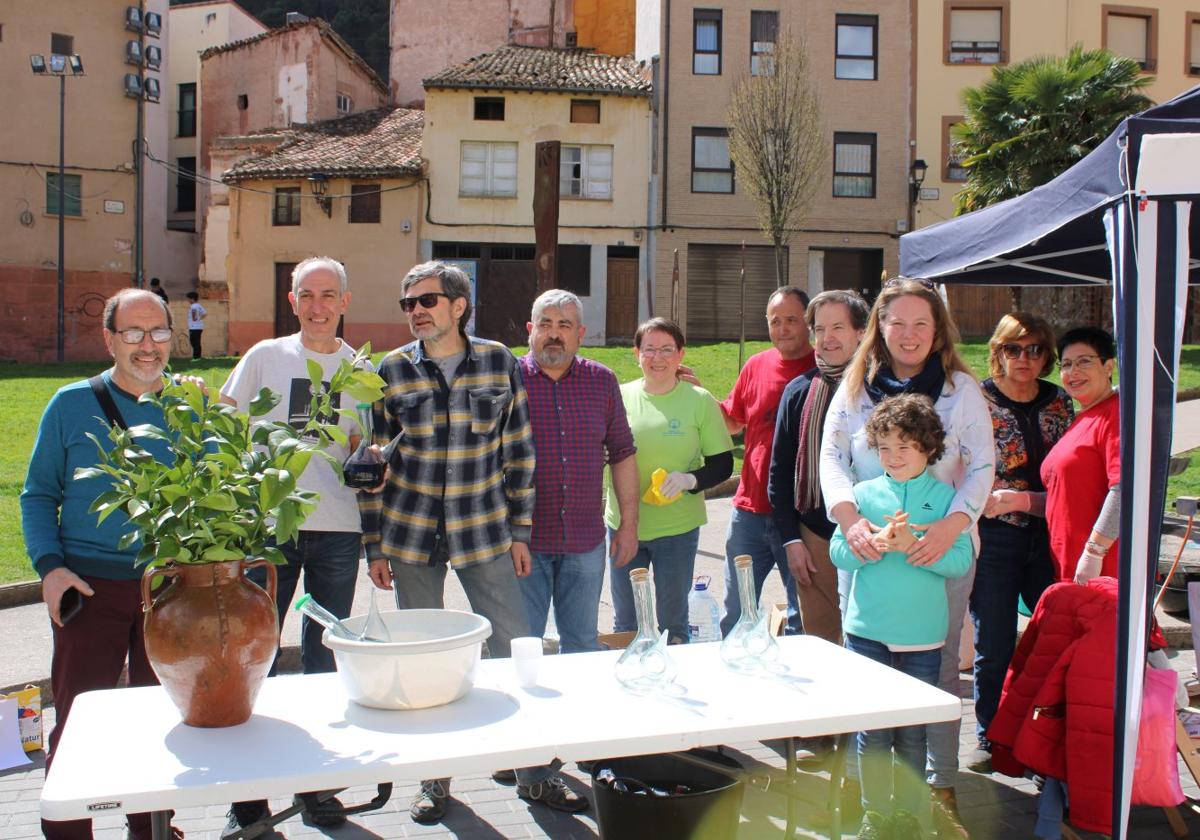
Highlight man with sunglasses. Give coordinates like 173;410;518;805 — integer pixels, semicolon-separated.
359;260;537;825
219;257;366;836
22;288;185;840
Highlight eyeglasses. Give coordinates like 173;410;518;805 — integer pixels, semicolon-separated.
1059;355;1102;373
884;277;937;291
399;292;452;312
1000;343;1046;361
639;346;678;358
114;327;172;344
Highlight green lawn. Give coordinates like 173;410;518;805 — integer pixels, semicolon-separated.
1168;447;1200;513
3;341;1198;585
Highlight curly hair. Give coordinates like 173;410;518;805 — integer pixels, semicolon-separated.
865;393;946;464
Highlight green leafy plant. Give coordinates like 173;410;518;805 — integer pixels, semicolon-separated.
75;346;385;569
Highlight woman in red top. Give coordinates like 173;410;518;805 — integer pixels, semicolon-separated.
1040;327;1121;583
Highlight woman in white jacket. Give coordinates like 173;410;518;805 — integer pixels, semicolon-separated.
820;277;995;839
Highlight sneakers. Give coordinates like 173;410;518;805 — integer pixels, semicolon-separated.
965;741;993;774
491;768;517;783
410;778;451;824
222;801;284;840
294;792;347;828
931;786;971;839
890;809;925;840
517;774;590;813
856;810;892;840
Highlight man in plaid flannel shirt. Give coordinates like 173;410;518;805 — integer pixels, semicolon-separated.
360;261;560;823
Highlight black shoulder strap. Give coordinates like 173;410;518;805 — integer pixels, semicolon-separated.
88;375;128;430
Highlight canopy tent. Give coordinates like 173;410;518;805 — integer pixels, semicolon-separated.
900;85;1200;839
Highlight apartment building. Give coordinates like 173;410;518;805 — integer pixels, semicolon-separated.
218;108;425;354
419;45;653;345
0;0;189;362
638;0;913;341
167;0;265;239
914;0;1200;333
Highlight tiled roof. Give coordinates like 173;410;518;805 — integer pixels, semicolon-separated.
223;108;424;182
423;45;651;97
199;18;386;96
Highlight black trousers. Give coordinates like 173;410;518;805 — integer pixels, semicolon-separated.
189;328;203;359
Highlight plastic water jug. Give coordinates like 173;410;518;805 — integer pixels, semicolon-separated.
687;576;722;643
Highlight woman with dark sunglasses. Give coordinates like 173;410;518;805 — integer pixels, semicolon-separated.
966;312;1073;774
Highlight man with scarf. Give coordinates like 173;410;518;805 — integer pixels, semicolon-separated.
768;290;869;644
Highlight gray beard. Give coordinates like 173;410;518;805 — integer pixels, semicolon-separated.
535;346;571;368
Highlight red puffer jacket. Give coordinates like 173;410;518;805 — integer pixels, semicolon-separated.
987;579;1118;835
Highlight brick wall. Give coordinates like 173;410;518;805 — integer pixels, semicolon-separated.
0;267;131;363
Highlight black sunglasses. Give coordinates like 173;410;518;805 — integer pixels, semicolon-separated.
1000;343;1046;361
399;292;452;312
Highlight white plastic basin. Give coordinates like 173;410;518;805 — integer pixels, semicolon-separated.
323;609;493;710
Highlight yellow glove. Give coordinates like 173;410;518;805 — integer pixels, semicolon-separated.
642;468;676;506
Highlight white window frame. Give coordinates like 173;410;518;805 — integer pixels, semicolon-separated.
559;144;613;200
460;141;518;197
336;92;352;115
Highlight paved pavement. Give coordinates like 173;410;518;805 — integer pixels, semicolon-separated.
8;391;1200;838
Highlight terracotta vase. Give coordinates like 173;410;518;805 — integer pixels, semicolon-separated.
141;559;279;728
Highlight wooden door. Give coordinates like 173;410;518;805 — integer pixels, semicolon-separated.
686;244;781;341
605;257;639;340
476;260;536;346
274;262;299;338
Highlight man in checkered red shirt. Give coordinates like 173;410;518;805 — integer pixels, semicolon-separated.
518;289;639;653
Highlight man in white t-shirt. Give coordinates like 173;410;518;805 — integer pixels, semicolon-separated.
185;291;206;359
218;257;365;836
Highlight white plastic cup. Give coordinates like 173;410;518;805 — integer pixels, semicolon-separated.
511;636;543;687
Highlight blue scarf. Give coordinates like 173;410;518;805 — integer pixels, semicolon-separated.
865;353;946;405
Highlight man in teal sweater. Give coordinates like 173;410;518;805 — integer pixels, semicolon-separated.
830;394;972;840
21;288;180;840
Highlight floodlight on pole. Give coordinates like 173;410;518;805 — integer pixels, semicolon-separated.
31;54;84;362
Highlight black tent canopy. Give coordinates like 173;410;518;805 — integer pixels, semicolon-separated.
900;85;1200;838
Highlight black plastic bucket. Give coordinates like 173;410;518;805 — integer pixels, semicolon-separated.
591;748;744;840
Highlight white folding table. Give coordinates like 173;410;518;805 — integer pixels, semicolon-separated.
41;636;960;838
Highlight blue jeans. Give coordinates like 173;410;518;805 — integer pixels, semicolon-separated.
609;527;700;644
519;540;606;654
929;555;975;787
719;508;802;636
970;519;1054;743
845;634;941;815
248;530;363;676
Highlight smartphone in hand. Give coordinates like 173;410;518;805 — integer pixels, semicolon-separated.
59;587;84;624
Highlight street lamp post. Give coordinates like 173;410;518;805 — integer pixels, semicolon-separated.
31;52;84;363
907;158;928;239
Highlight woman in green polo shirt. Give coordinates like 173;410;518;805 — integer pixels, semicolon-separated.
605;318;734;643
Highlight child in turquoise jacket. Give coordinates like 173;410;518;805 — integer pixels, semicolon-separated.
830;394;972;839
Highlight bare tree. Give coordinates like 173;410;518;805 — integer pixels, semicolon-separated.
726;33;824;286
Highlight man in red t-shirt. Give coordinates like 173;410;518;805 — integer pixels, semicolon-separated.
718;287;815;635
